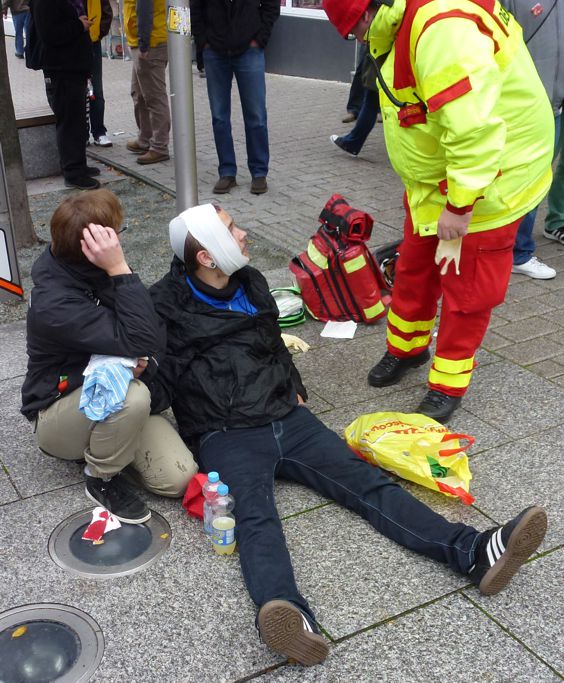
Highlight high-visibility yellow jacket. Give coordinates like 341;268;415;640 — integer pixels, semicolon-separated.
123;0;167;49
367;0;554;235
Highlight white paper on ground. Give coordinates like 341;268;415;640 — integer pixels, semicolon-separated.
320;320;357;339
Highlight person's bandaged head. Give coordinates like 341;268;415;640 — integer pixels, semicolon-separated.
169;204;249;276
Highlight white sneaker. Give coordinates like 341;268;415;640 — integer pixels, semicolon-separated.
511;256;556;280
94;134;113;147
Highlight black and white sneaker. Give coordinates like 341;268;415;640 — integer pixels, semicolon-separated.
257;600;329;666
468;506;547;595
85;474;151;524
543;226;564;245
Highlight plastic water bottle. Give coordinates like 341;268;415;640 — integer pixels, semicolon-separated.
211;484;236;556
202;471;223;535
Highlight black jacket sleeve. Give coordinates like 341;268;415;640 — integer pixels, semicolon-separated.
255;0;280;48
189;0;206;51
99;0;113;38
30;273;165;358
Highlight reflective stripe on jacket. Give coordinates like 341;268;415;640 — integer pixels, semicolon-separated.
123;0;167;49
368;0;554;235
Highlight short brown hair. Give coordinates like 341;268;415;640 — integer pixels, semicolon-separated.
50;189;123;263
182;204;222;274
183;233;205;274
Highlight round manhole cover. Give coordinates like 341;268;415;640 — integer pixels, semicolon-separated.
0;604;103;683
48;508;171;579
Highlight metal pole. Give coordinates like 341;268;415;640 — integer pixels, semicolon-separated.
166;0;198;212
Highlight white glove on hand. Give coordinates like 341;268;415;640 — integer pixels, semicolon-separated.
435;238;462;276
281;333;310;353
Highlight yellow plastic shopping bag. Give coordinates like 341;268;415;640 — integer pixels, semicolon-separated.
345;412;475;504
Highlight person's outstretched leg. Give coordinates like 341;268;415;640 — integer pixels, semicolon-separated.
198;424;328;665
277;407;546;593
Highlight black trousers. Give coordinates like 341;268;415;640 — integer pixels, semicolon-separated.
44;71;89;180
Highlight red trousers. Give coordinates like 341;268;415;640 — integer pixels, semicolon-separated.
387;207;521;396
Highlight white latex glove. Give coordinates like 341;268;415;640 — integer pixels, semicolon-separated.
435;238;462;276
281;333;310;353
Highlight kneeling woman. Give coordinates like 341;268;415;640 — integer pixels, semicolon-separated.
21;189;197;523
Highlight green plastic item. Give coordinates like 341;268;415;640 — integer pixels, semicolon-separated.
270;287;306;328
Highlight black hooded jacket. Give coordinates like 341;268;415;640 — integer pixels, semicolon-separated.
147;259;307;443
21;247;165;420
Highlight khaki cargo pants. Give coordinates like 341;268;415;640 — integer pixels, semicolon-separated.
35;380;197;498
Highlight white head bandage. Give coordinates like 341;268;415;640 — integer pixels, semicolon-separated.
169;204;249;276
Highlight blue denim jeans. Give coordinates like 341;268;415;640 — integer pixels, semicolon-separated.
89;41;107;139
514;113;562;263
338;88;380;155
12;11;30;57
346;45;367;116
203;47;269;178
198;407;481;623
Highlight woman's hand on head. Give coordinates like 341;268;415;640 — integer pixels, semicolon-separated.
81;224;132;276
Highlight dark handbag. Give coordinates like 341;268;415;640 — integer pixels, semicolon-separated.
361;53;379;92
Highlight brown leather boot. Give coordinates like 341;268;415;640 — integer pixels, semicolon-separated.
136;150;170;165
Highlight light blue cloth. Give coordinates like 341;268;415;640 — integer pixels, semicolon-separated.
79;362;135;422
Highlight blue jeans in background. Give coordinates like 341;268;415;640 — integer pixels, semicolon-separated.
203;46;269;178
337;88;380;155
346;45;367;116
12;11;30;57
198;406;481;624
89;40;107;139
514;113;561;263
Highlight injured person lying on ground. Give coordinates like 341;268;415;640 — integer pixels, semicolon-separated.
145;203;548;666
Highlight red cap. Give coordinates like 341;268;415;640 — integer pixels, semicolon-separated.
323;0;372;37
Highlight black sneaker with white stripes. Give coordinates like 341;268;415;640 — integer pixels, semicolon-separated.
257;600;329;666
543;226;564;245
468;506;547;596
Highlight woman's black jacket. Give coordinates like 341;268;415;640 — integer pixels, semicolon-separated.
147;259;307;443
21;247;164;420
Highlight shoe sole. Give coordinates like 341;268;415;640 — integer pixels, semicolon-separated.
258;601;329;666
64;182;101;191
84;487;152;525
250;186;267;195
511;267;556;280
543;230;564;245
329;136;358;158
368;350;431;388
136;156;170;165
213;182;237;194
479;507;547;596
126;147;149;155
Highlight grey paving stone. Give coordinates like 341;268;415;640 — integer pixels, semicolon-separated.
482;327;514;351
494;316;562;343
494;337;564;366
495;298;556;322
0;486;279;683
505;277;552;303
465;550;563;675
0;463;19;504
0;378;85;497
0;321;27;381
276;480;329;520
260;594;561;683
462;361;564;438
526;359;564;379
468;431;564;549
283;504;488;640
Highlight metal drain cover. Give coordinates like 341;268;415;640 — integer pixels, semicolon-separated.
0;604;103;683
49;508;171;579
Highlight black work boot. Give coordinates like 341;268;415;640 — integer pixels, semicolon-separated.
368;349;430;387
417;389;461;422
468;506;547;595
257;600;329;666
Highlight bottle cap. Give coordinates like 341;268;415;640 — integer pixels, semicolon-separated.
217;484;229;496
208;471;219;483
